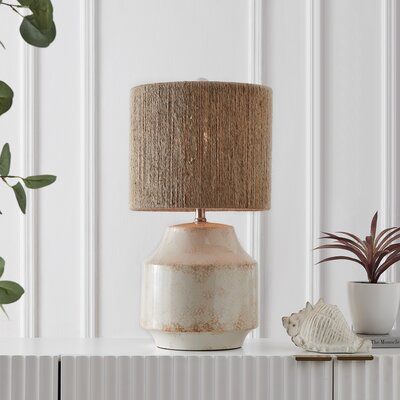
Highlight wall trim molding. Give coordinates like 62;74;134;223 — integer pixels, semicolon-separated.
381;0;397;284
81;0;98;338
305;0;322;304
20;44;37;338
248;0;264;338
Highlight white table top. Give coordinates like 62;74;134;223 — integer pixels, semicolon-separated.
0;338;398;357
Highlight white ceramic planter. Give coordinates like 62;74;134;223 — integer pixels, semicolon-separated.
348;281;400;334
140;222;257;350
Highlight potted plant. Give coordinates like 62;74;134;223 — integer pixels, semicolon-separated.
315;212;400;334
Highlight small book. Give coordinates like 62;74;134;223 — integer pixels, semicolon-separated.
357;330;400;348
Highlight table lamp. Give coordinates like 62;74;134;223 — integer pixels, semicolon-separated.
130;81;272;350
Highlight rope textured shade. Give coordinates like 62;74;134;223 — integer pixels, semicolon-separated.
130;81;272;211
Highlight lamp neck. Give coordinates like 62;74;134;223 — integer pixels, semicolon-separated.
194;208;207;223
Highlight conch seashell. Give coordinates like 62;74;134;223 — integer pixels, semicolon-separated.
282;299;371;353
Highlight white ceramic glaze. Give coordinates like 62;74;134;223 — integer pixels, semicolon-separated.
140;222;257;350
348;281;400;334
282;299;371;353
150;330;248;350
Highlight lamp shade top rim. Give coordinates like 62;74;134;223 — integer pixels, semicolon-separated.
131;80;272;93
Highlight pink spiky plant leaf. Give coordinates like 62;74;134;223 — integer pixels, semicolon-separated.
314;212;400;283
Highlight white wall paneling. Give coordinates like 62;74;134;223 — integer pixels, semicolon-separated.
396;2;400;231
37;0;82;337
0;0;254;338
0;0;399;339
305;0;322;305
261;0;399;336
248;0;264;338
381;0;398;286
0;12;25;337
20;43;37;339
80;0;98;339
382;0;400;328
98;0;251;338
262;0;308;338
320;0;386;319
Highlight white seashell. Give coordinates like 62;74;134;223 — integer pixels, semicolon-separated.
282;299;372;353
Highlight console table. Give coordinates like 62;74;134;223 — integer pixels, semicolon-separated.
0;338;398;400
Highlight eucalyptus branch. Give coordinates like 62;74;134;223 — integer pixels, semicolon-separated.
0;3;25;17
1;174;24;186
3;174;24;180
0;304;9;320
0;176;12;188
0;0;57;315
1;2;27;7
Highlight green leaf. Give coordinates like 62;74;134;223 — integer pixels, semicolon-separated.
17;0;34;7
17;0;54;29
0;257;4;279
23;174;56;189
12;182;26;214
30;0;54;30
0;81;14;116
0;143;11;176
0;281;24;304
20;14;56;48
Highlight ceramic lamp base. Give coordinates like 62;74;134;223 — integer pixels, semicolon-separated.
140;221;258;350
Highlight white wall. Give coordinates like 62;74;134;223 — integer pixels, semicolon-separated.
0;0;398;339
262;0;399;338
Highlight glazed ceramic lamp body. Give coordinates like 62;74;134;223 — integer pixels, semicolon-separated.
130;81;272;350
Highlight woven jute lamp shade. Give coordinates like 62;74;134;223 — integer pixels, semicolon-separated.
130;81;272;211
